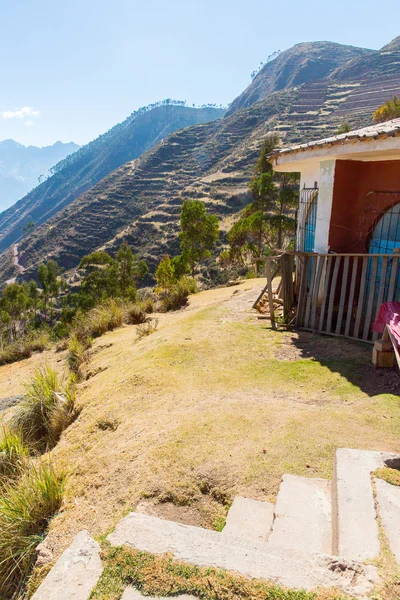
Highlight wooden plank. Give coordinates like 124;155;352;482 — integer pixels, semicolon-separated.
295;256;309;327
335;256;349;335
372;257;388;341
345;257;358;337
318;256;331;332
299;326;373;344
363;256;378;340
310;255;324;329
326;256;341;333
354;256;368;339
304;255;317;329
265;258;276;330
385;325;400;370
387;256;399;302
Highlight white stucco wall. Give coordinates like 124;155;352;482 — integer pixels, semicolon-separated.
299;163;320;191
314;159;336;253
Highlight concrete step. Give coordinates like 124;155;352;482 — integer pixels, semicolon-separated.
332;448;383;562
267;474;332;555
222;496;274;541
31;531;103;600
108;512;378;597
375;478;400;564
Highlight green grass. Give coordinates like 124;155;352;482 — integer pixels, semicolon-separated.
90;544;338;600
0;462;64;599
0;428;30;484
11;365;76;452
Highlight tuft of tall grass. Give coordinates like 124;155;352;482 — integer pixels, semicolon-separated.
67;334;90;378
73;299;124;343
136;318;159;340
0;429;29;484
12;365;76;452
0;462;64;598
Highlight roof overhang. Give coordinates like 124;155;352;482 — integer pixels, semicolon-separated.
270;133;400;172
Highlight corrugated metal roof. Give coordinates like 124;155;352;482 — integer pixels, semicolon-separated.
270;118;400;157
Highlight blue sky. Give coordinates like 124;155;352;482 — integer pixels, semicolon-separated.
1;0;398;147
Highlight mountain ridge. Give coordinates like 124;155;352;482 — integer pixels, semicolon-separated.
0;140;79;212
1;36;400;283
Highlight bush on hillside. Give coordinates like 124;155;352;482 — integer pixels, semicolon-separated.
0;330;51;366
373;96;400;123
12;366;76;452
72;299;124;343
161;277;198;312
0;463;63;599
125;305;148;325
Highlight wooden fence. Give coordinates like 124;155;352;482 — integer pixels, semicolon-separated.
256;252;400;342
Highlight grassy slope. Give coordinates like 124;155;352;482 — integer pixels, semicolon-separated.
0;279;399;562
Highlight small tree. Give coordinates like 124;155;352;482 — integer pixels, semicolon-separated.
155;255;175;292
179;200;219;276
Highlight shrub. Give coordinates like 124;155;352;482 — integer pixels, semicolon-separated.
0;429;29;484
136;318;159;340
0;329;51;367
139;296;154;314
67;334;90;378
161;276;198;311
12;366;76;452
125;305;148;325
373;96;400;123
0;463;64;598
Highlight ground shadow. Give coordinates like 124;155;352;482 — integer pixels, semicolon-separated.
275;328;400;397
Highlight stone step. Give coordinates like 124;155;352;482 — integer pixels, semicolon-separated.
108;512;378;596
267;474;332;555
122;590;196;600
332;448;383;562
375;478;400;564
222;496;274;541
31;531;103;600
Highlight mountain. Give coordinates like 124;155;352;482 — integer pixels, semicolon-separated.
0;37;400;283
0;140;79;211
226;41;373;115
0;104;224;253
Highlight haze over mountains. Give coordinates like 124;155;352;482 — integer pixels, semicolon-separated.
0;140;79;212
0;36;399;283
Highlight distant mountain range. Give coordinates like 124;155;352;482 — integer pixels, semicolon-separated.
0;36;399;283
0;140;79;211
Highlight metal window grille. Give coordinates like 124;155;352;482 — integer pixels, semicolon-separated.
298;186;319;252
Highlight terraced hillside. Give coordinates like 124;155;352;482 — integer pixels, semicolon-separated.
0;104;224;254
1;37;400;283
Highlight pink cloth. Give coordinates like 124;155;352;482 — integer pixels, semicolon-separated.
372;302;400;344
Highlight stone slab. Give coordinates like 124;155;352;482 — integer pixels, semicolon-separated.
31;531;103;600
267;474;332;555
122;589;196;600
333;448;383;562
375;478;400;564
223;496;274;541
108;512;378;596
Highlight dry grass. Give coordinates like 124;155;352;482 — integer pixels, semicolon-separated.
90;544;343;600
0;279;399;594
374;467;400;487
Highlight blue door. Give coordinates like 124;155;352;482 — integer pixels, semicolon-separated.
303;194;318;252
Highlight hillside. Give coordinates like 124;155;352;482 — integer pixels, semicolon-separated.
0;281;399;584
0;139;79;211
0;104;224;253
1;37;400;282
